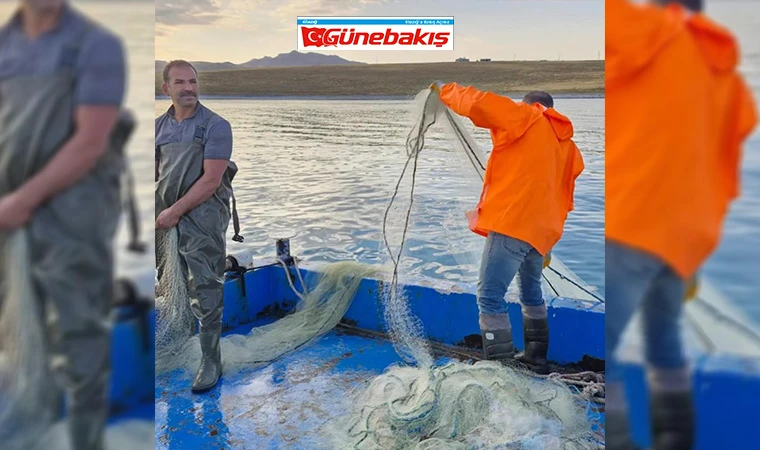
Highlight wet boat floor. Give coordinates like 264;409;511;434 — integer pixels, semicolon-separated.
156;321;604;449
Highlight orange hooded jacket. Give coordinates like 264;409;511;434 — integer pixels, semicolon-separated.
439;83;585;256
606;0;757;278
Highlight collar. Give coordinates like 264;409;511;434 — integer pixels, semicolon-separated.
10;1;75;36
167;101;203;122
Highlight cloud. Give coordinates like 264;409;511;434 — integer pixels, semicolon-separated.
155;0;228;26
154;24;172;37
156;0;394;59
272;0;388;18
157;0;270;29
156;0;390;27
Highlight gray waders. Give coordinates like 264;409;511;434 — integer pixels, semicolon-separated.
0;33;141;450
155;115;242;393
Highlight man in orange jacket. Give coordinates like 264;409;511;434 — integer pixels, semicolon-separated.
434;82;584;375
606;0;757;449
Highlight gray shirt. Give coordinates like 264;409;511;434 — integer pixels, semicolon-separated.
0;3;125;106
155;102;233;161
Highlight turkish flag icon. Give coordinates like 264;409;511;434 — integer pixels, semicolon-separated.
301;27;326;47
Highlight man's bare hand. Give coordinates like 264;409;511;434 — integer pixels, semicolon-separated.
156;207;181;229
0;192;33;231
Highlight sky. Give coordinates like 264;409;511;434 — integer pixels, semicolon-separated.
155;0;605;64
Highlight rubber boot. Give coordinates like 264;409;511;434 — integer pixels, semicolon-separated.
69;409;107;450
191;331;222;393
606;409;641;450
650;390;694;450
481;329;516;361
479;313;515;361
514;316;550;374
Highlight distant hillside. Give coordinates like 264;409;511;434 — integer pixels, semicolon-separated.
156;51;364;73
155;60;605;96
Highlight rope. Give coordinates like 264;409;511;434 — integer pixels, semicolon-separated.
540;371;606;405
276;257;309;301
688;295;760;349
382;90;437;297
547;266;605;303
442;107;486;173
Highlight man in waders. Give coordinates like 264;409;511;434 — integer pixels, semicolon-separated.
0;0;127;448
433;82;585;375
606;0;757;449
156;60;240;393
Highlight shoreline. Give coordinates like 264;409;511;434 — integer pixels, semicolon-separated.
155;92;605;101
155;60;604;97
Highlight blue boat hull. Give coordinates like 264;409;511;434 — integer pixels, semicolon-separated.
152;257;760;449
156;259;605;448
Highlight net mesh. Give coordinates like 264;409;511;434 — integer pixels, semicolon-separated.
155;228;195;372
341;361;599;450
0;229;57;447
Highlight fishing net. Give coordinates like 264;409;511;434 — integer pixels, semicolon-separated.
154;227;195;370
342;361;599;450
155;226;378;375
331;89;602;449
0;229;57;447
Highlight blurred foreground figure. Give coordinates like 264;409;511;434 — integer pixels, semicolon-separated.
0;0;128;448
606;0;757;449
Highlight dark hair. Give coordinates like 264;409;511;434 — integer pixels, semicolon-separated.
162;60;198;83
654;0;703;12
522;91;554;109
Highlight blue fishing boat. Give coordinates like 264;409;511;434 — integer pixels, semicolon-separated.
145;241;760;449
152;244;606;449
616;276;760;449
105;273;155;445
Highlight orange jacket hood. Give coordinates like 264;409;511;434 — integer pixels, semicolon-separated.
607;0;740;83
544;107;574;141
504;103;574;142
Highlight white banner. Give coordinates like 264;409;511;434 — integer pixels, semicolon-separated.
297;17;455;51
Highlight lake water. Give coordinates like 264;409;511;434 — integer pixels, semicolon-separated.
703;2;760;323
155;97;606;292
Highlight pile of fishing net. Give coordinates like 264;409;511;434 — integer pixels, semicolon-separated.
342;361;599;450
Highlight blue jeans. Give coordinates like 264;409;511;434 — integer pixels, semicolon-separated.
477;232;545;315
605;240;687;383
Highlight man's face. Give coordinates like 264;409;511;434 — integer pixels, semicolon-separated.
22;0;63;13
163;65;199;109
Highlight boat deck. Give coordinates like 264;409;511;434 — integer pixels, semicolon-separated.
156;321;604;450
